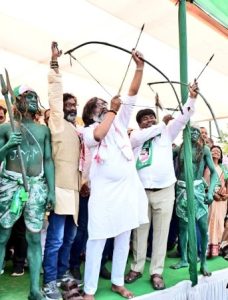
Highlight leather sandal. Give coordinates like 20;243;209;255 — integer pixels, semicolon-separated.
150;274;165;290
61;281;78;291
124;270;142;284
62;288;83;300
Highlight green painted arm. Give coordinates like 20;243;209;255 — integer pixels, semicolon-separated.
0;124;22;163
204;146;218;202
43;126;55;210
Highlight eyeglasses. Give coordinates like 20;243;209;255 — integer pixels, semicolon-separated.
64;103;79;109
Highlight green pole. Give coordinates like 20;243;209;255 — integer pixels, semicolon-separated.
178;0;198;285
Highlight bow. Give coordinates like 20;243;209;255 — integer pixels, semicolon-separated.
148;80;221;140
117;23;145;95
64;41;183;114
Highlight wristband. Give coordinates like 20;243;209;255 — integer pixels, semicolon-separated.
50;60;59;69
136;67;144;71
107;109;117;115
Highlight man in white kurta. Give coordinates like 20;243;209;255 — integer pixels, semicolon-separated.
84;95;148;240
82;50;148;300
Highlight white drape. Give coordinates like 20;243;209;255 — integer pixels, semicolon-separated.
135;268;228;300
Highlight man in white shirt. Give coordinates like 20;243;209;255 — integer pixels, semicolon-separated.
125;81;199;290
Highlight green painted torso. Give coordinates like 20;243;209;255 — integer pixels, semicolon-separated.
178;143;207;181
3;122;48;177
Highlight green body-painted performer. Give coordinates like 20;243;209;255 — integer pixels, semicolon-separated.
0;86;55;300
171;126;217;276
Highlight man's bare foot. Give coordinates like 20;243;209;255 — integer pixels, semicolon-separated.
28;290;45;300
200;265;212;277
83;293;95;300
111;284;134;299
170;260;189;269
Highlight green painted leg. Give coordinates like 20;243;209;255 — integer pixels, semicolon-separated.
28;293;45;300
198;215;211;276
170;219;189;269
0;226;12;271
26;230;45;300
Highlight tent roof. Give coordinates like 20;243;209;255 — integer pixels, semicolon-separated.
0;0;227;130
193;0;228;30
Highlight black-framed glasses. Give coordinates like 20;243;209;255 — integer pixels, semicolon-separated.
64;102;79;109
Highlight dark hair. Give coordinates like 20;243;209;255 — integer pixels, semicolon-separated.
225;214;228;226
207;137;214;148
178;131;204;177
82;97;100;127
211;145;223;164
44;108;50;118
136;109;156;124
63;93;77;103
14;92;41;121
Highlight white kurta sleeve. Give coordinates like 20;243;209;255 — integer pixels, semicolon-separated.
167;97;196;141
130;122;166;148
117;95;137;128
83;126;100;148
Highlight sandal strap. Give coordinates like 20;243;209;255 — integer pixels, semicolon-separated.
130;270;140;275
151;273;163;279
61;281;78;291
125;270;142;283
62;288;82;299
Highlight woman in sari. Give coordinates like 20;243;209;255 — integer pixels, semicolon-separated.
205;145;228;257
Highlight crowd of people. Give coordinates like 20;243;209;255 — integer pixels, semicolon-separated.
0;42;227;300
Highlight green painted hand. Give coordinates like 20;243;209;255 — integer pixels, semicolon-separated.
46;191;55;212
205;192;213;205
6;132;22;149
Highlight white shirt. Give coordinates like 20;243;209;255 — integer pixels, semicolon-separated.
130;97;195;189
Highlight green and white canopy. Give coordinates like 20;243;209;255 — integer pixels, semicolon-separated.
0;0;227;136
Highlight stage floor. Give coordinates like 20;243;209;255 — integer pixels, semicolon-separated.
1;254;228;300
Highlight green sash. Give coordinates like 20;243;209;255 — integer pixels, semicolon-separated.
136;139;153;170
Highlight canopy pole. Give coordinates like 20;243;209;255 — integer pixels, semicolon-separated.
178;0;198;286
